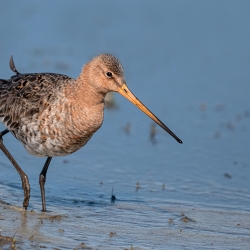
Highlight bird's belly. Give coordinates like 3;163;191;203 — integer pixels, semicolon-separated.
14;109;103;157
20;131;92;157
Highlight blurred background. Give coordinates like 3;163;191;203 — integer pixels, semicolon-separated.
0;1;250;249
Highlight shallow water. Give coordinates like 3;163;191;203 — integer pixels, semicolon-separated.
0;1;250;249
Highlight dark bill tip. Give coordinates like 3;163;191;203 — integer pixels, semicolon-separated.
177;139;183;144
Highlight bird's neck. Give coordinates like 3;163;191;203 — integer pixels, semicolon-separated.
61;70;106;139
72;72;105;108
73;65;107;108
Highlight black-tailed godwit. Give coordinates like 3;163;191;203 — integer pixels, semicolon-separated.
0;54;182;211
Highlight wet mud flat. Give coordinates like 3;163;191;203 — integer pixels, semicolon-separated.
0;199;249;250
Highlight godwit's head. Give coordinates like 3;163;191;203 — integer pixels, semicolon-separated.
81;54;182;144
81;54;125;93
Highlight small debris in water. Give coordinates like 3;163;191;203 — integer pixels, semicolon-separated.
162;183;165;190
123;245;134;250
150;123;157;144
181;214;195;222
122;122;131;135
50;215;63;222
74;242;94;249
109;232;116;237
224;173;232;179
111;188;116;203
29;231;36;241
136;182;140;191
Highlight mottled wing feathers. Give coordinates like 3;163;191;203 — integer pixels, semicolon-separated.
0;73;74;130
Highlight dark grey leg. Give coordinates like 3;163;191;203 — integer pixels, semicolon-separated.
0;129;30;209
39;157;52;212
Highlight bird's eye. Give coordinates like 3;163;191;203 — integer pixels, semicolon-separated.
106;72;112;78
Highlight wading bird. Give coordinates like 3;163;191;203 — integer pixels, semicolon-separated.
0;54;182;211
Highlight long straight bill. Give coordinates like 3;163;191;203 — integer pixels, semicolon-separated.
118;84;182;144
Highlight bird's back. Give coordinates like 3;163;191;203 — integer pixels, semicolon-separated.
0;72;95;157
0;72;74;128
